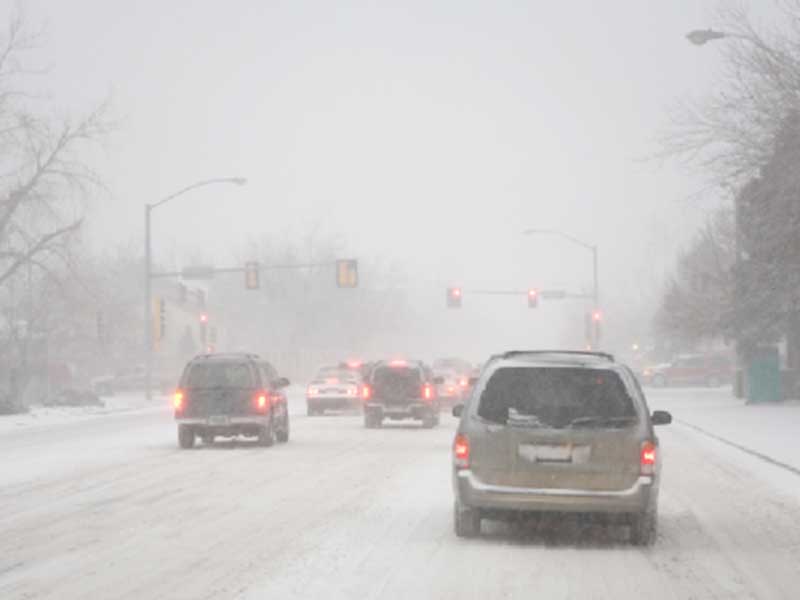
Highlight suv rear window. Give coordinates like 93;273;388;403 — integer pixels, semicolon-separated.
372;366;422;396
186;362;255;389
477;367;636;429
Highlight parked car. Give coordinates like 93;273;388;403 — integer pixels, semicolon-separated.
451;350;671;545
642;354;733;387
306;365;363;415
362;359;443;428
173;353;290;449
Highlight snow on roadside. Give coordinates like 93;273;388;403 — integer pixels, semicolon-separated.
0;393;168;435
648;387;800;472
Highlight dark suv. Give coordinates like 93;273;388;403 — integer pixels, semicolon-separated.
363;360;443;428
173;353;291;449
451;351;671;545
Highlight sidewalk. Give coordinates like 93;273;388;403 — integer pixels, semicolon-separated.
647;387;800;472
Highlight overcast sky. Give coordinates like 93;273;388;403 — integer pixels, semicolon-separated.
5;1;769;357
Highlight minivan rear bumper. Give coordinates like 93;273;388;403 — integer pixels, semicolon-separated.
454;469;655;514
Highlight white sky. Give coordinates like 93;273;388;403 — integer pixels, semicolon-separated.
6;0;768;356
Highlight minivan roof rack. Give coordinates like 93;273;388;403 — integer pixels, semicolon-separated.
497;350;615;362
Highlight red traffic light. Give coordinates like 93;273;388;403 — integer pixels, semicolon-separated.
527;288;539;308
199;313;209;323
452;288;462;298
592;310;602;322
446;287;463;308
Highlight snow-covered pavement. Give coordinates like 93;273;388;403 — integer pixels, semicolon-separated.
1;387;800;599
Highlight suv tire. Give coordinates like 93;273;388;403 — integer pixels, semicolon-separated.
454;501;481;538
258;418;276;447
364;412;382;429
276;418;290;443
178;425;195;449
201;433;215;446
630;510;657;546
422;413;437;429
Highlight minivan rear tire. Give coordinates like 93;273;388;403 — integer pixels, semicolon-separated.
178;425;195;449
454;501;481;538
630;510;657;546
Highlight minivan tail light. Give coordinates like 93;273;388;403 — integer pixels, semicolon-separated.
453;434;470;469
173;390;185;411
640;441;656;475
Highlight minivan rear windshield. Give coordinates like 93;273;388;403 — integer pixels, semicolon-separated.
186;363;254;389
477;367;636;428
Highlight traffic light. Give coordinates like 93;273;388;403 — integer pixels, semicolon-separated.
527;289;539;308
199;313;208;346
446;287;462;308
158;298;166;340
336;259;359;288
245;261;260;290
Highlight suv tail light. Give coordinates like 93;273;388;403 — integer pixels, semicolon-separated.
255;391;269;412
361;384;372;400
173;390;185;411
640;441;656;475
307;386;319;397
453;434;470;469
422;384;434;401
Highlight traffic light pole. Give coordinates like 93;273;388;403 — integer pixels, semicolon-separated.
144;203;153;401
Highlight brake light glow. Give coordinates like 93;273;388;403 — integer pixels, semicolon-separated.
422;384;434;400
640;441;656;475
307;386;319;397
347;360;362;369
453;434;470;468
361;385;372;400
256;392;269;411
390;359;408;367
173;390;184;411
325;377;339;384
347;386;357;397
458;378;468;388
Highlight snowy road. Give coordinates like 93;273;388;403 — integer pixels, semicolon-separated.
2;388;800;599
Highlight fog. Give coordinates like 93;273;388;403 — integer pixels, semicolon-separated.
4;1;750;363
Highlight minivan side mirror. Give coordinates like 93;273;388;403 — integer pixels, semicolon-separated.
433;376;445;385
452;404;464;418
651;410;672;426
276;377;291;389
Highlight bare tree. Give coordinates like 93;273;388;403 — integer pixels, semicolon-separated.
0;13;112;288
661;2;800;187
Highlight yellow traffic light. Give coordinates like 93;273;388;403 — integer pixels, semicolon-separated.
336;259;358;288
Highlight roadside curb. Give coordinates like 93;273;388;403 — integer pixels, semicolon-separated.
677;418;800;477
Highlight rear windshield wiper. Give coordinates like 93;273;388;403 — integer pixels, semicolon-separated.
568;415;637;429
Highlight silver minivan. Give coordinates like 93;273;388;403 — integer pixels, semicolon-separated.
451;351;671;545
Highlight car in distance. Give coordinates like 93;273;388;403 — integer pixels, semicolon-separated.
451;350;672;545
173;353;291;449
643;353;732;387
362;359;443;428
306;365;363;415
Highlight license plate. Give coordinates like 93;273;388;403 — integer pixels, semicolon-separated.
518;444;575;463
208;415;230;425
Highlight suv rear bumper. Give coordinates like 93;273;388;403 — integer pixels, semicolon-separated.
307;396;360;410
454;469;655;514
365;402;436;419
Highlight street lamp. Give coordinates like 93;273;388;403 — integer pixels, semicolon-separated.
144;177;247;401
686;29;729;46
522;228;600;346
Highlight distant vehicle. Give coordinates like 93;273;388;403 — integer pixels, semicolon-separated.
433;357;473;377
306;365;363;415
642;354;733;387
173;353;290;449
434;368;469;406
451;350;672;545
362;359;443;428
